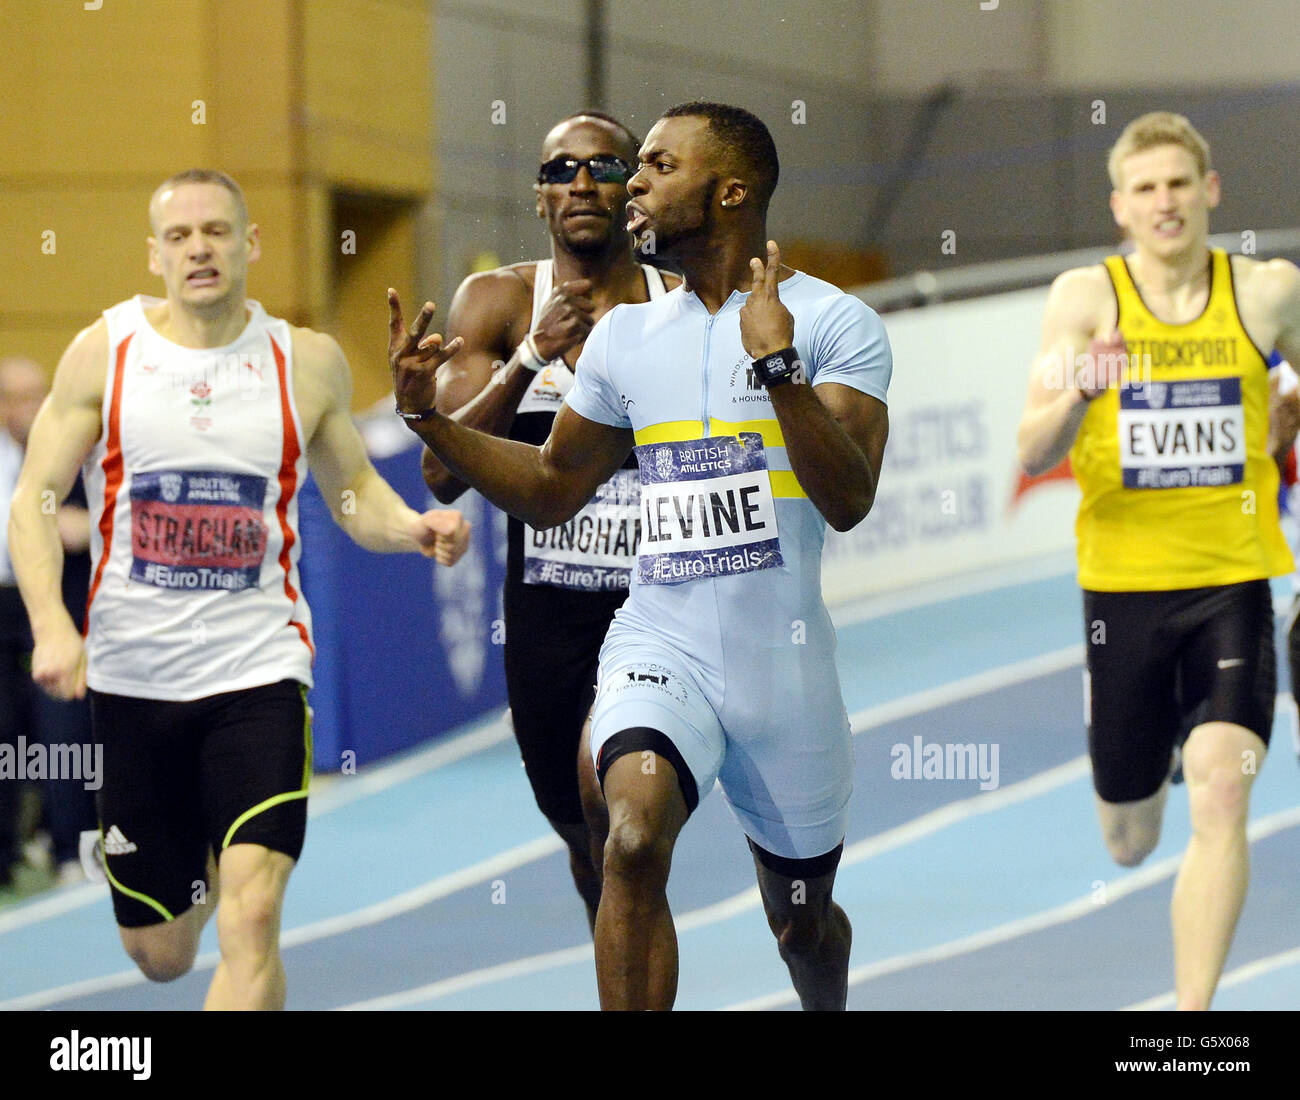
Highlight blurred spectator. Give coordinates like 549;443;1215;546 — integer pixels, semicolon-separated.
0;356;95;890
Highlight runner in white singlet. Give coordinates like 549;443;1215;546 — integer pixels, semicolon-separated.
8;170;470;1010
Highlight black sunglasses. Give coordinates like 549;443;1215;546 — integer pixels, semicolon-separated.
537;155;633;185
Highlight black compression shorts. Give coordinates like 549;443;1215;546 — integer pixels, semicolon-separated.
1083;579;1275;804
502;579;626;825
90;678;311;928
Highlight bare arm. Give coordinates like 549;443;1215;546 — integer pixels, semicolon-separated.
1253;260;1300;463
1267;372;1300;466
1016;267;1115;476
56;506;91;554
421;270;599;502
389;290;632;528
768;382;888;531
298;328;469;563
9;321;107;699
738;243;887;531
422;270;532;503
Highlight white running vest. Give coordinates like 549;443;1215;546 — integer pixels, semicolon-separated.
83;296;314;701
515;261;665;591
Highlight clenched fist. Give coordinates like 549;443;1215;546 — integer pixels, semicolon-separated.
531;278;596;363
412;508;472;566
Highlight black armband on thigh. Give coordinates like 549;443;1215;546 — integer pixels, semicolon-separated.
596;727;699;814
748;837;844;879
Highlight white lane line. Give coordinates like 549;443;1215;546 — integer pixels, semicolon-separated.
345;942;597;1011
726;805;1300;1011
308;709;512;813
333;756;1092;1009
3;643;1088;1007
829;553;1077;628
1122;944;1300;1011
0;710;513;937
849;645;1082;733
0;883;109;935
0;589;1078;937
0;644;1080;945
0;833;563;1011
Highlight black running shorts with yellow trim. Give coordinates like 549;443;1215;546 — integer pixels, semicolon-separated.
89;678;312;928
1083;579;1275;804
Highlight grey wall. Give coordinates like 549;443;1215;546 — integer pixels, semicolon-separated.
425;1;1300;307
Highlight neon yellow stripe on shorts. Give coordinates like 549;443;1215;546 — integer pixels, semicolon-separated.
221;684;313;851
102;844;175;922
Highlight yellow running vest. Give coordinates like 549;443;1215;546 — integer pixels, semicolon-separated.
1070;249;1293;591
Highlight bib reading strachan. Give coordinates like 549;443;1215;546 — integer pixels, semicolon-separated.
130;468;269;591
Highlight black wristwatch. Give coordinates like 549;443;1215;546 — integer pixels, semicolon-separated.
751;346;804;387
395;404;438;422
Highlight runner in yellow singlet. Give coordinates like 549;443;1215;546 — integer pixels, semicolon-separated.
1016;112;1300;1010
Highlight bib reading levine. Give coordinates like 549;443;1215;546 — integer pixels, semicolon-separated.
1071;249;1294;591
82;296;313;700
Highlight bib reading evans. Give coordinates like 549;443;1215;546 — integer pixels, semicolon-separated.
1070;250;1293;591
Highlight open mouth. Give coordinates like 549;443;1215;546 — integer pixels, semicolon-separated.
187;267;219;285
1154;217;1184;237
625;206;650;233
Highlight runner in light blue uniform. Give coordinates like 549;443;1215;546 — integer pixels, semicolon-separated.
566;271;891;859
391;101;890;1010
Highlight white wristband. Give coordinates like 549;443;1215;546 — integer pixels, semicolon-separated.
517;333;548;372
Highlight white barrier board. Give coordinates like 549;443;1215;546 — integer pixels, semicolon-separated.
822;286;1080;603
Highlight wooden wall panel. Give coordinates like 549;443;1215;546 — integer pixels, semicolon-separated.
0;0;434;415
1;0;213;179
213;0;297;178
301;0;433;193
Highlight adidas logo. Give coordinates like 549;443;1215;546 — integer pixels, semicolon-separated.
102;825;138;856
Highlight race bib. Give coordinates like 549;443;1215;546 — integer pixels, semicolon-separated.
635;433;783;584
130;469;268;591
523;468;640;590
1119;377;1245;489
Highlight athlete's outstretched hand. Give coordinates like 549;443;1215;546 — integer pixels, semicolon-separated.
1077;329;1128;399
740;240;796;360
412;507;472;566
388;289;464;417
31;619;87;701
532;278;596;363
